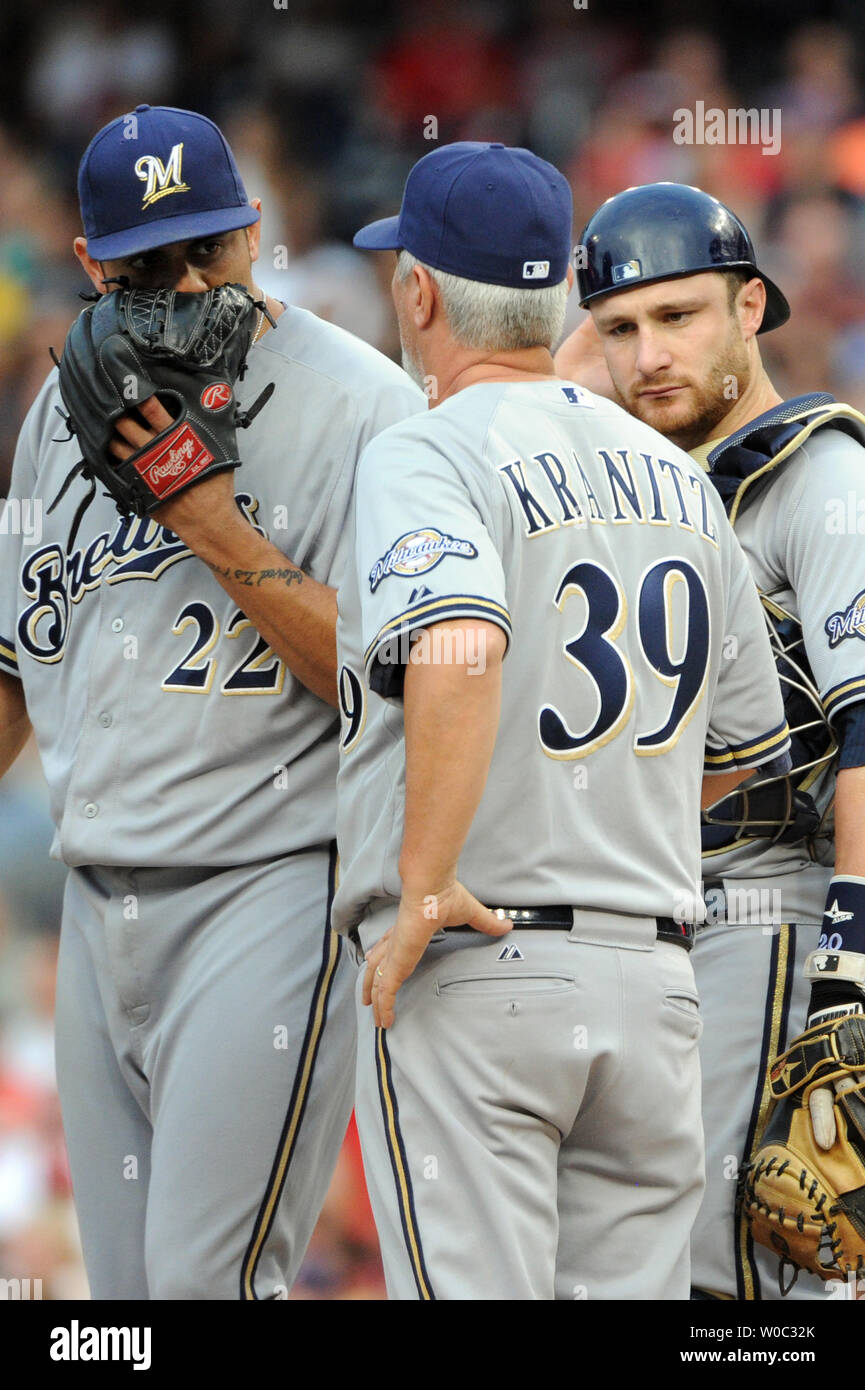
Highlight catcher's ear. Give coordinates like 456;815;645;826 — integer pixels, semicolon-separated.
73;238;107;293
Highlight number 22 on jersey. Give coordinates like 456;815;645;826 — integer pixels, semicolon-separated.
161;600;285;695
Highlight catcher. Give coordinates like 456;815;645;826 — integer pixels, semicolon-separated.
556;182;865;1299
0;104;423;1299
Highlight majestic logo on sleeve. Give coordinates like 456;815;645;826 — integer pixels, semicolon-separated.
134;143;190;208
368;529;478;592
825;590;865;647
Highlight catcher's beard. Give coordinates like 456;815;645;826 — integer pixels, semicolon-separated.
617;323;752;452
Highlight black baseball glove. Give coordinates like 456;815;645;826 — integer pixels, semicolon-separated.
51;283;274;544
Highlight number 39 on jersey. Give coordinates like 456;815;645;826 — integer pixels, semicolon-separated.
540;555;710;760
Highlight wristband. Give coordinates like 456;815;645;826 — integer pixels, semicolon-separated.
817;875;865;955
806;939;865;1023
804;948;865;987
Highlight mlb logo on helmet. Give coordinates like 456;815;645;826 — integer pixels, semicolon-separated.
77;105;260;261
612;259;642;284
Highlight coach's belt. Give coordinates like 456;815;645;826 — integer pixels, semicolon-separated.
447;906;695;951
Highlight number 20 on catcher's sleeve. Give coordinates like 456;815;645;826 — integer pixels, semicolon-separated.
539;557;710;760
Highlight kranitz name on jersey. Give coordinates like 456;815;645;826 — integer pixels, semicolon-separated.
333;380;790;937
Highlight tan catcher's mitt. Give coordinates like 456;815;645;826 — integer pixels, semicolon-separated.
740;1012;865;1291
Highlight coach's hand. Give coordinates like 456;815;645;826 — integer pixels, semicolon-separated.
364;881;512;1029
554;315;617;400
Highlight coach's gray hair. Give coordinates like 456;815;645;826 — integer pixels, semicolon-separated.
396;250;569;352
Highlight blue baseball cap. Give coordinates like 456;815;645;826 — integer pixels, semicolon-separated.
78;105;260;260
354;142;573;289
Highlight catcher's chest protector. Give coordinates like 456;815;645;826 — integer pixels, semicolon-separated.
700;396;865;854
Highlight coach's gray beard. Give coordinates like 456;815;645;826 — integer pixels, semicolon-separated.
399;337;426;391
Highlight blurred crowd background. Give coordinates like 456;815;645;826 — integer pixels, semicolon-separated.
1;0;864;1299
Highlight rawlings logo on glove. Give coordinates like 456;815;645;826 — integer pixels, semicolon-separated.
49;283;274;546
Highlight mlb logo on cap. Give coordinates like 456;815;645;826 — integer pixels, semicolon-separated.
354;142;573;290
612;259;642;284
78;105;260;260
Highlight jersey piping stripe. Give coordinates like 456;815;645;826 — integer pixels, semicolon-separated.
0;637;18;672
735;923;796;1301
364;595;512;668
703;721;791;767
374;1028;435;1301
702;837;762;858
239;843;342;1301
823;677;865;722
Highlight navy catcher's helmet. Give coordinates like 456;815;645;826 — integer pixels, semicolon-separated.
577;183;790;334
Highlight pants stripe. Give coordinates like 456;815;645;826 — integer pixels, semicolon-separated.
735;923;796;1301
240;844;342;1300
375;1028;435;1301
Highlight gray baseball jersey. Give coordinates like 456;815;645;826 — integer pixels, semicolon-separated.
0;304;424;1298
333;379;790;940
691;411;865;1302
0;305;423;867
332;377;790;1300
702;424;865;906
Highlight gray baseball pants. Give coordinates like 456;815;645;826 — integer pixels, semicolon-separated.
353;911;705;1300
54;847;356;1299
690;905;823;1301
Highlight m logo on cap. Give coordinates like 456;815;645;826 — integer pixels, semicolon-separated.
522;260;550;280
134;143;190;209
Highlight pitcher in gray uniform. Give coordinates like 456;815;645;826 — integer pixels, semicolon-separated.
332;143;791;1300
557;182;865;1300
0;105;423;1299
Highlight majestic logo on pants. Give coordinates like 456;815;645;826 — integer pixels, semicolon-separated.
497;944;524;961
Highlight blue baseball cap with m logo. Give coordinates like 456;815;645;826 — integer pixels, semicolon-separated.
78;105;260;260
